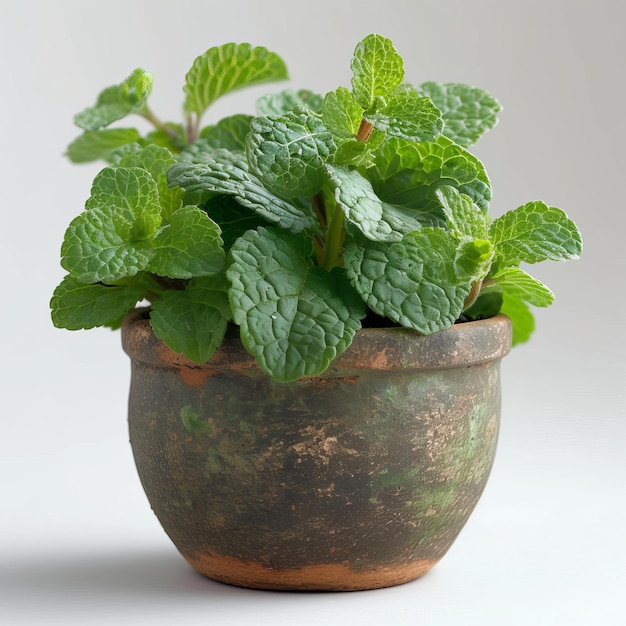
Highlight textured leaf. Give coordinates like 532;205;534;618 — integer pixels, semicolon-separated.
168;150;316;232
61;205;155;283
333;140;370;166
436;185;488;239
199;114;253;151
351;34;404;110
227;227;365;381
85;167;162;238
328;165;434;242
66;128;141;163
150;276;231;363
257;89;323;115
419;82;501;147
490;201;583;265
148;206;225;279
62;167;161;282
344;229;472;333
367;135;492;214
379;202;434;234
365;92;443;142
492;267;554;307
326;165;389;240
332;129;385;168
116;145;183;219
183;43;288;117
322;87;363;138
246;108;337;198
454;239;494;283
50;275;143;330
74;68;153;131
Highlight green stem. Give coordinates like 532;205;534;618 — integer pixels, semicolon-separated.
139;107;182;143
322;207;345;271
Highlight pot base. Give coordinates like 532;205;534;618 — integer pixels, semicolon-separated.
182;551;438;591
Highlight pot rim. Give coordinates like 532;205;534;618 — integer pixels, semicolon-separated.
122;309;511;377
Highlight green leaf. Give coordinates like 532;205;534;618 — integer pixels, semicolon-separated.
85;167;162;237
66;128;141;163
333;140;370;166
419;82;501;147
365;93;443;142
463;288;503;320
435;185;488;239
50;275;143;330
246;108;337;198
367;135;492;214
475;267;551;345
116;145;183;220
326;165;389;240
332;129;385;168
379;202;434;234
490;201;583;265
227;227;365;381
322;87;363;138
257;89;323;115
148;206;225;279
500;292;535;345
455;239;494;283
491;267;554;307
150;276;232;363
327;165;435;242
62;167;162;283
198;114;253;151
183;43;288;117
143;123;185;152
168;150;316;233
351;34;404;110
61;206;155;283
201;194;271;249
74;68;153;131
344;228;472;333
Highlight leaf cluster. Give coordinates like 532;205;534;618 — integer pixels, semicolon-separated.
52;34;582;381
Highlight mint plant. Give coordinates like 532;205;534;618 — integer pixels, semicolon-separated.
51;34;582;381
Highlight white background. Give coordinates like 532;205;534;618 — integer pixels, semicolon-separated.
1;1;624;624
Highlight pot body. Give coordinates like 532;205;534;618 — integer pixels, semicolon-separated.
122;313;511;591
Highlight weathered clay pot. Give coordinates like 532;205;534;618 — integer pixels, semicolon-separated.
122;312;511;591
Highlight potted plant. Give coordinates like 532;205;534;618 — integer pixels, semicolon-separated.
51;34;582;591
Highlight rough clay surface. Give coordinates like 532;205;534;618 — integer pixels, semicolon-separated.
123;314;511;590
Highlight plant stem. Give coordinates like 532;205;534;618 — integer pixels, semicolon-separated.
139;107;182;142
186;114;200;144
313;235;325;267
463;280;483;310
311;193;327;231
323;207;345;271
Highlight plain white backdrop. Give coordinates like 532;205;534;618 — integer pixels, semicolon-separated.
1;1;624;624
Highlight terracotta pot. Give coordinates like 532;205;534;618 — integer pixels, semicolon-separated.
122;312;511;591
